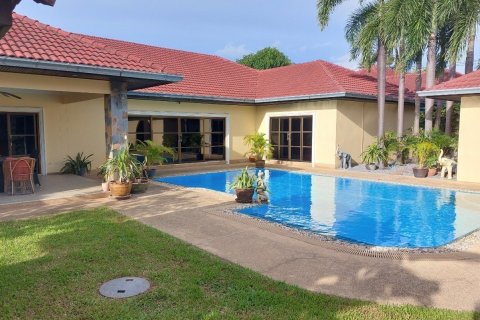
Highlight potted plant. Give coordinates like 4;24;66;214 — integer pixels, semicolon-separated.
135;140;176;178
97;165;110;192
243;133;273;168
131;161;149;194
229;167;257;203
360;142;387;170
426;154;438;177
413;141;438;178
99;147;142;198
60;152;93;176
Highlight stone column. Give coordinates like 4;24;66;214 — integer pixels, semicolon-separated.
104;81;128;158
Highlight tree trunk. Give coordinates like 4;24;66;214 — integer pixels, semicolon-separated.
465;26;476;74
445;60;457;135
397;70;405;138
424;30;437;133
414;52;422;135
377;39;386;139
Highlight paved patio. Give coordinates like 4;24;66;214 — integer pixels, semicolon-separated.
2;164;480;312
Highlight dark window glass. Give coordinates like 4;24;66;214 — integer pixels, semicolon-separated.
280;118;289;131
181;133;203;148
211;119;224;132
303;133;312;147
291;133;301;147
279;146;289;159
270;133;279;146
164;118;178;133
181;118;200;133
291;118;301;131
303;116;313;131
280;133;289;146
272;146;279;159
303;148;312;162
291;147;301;160
0;114;7;156
271;118;279;131
211;146;224;155
211;133;224;146
162;134;179;148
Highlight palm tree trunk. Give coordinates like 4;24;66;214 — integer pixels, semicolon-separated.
424;30;437;133
445;60;457;135
397;70;405;138
465;26;476;74
414;52;422;135
377;39;386;139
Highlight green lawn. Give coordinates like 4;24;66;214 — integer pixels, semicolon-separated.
0;208;477;320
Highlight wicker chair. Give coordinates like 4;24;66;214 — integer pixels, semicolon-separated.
3;157;36;195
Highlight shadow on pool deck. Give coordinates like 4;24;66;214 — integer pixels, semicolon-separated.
2;170;480;313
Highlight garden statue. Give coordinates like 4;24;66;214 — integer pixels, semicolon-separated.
438;149;456;180
336;145;352;169
256;171;269;203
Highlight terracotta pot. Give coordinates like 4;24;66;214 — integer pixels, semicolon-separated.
413;167;428;178
131;179;149;194
428;168;437;177
365;163;378;171
248;156;256;163
235;188;254;203
109;181;132;198
255;160;265;168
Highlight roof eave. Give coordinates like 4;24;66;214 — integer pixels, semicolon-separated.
417;87;480;101
0;56;182;90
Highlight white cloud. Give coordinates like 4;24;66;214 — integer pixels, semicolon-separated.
332;53;360;70
216;43;251;60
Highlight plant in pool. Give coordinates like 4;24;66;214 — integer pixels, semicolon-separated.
360;142;387;170
60;152;93;176
229;167;257;203
243;133;273;168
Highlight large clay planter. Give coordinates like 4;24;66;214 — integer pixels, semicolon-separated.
413;168;428;178
131;179;149;194
109;181;132;198
428;168;437;177
255;160;265;168
235;188;254;203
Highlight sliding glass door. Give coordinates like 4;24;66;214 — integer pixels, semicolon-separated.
128;116;226;164
270;116;312;162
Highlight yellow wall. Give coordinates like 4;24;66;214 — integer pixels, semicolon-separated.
457;96;480;183
255;100;338;168
336;100;415;164
128;99;257;162
0;92;106;173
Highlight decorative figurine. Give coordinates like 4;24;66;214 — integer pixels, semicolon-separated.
256;171;269;203
438;149;456;180
336;145;352;169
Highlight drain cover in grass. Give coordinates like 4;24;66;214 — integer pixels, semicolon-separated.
99;277;150;298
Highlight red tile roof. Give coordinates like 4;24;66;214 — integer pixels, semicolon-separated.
0;13;169;74
1;13;424;103
423;70;480;91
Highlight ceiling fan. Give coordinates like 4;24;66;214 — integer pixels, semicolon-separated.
0;91;22;99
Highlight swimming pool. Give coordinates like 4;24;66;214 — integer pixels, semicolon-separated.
157;169;480;248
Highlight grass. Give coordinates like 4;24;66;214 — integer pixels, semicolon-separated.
0;208;478;320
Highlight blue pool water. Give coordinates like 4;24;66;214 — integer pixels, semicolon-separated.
157;169;480;248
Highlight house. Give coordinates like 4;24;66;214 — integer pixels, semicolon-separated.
0;13;415;174
419;70;480;184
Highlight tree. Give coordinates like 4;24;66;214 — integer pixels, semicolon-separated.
0;0;56;38
319;0;388;139
237;47;292;70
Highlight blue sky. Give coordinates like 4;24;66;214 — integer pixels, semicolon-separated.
15;0;362;68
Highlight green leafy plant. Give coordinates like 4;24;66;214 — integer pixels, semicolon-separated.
243;133;273;161
414;141;439;169
135;140;176;168
228;167;257;190
99;147;141;183
361;142;388;165
60;152;93;176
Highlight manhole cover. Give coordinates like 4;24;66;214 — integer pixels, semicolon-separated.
99;277;150;298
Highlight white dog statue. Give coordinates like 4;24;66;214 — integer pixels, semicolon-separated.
438;149;456;180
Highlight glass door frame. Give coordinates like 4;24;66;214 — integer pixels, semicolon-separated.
0;107;44;174
268;113;314;164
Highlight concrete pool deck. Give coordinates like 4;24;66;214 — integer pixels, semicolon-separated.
2;164;480;312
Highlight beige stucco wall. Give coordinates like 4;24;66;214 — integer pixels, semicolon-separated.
336;100;415;165
128;99;257;162
255;100;338;168
457;96;480;184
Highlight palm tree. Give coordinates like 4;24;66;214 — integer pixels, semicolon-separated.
318;0;388;139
